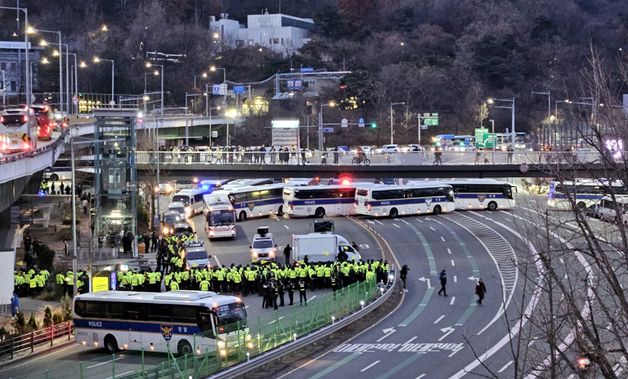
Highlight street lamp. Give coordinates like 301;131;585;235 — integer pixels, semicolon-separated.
224;107;239;146
93;56;115;106
318;100;336;151
486;97;515;149
209;65;226;83
146;62;164;114
532;91;551;148
28;27;64;111
390;102;405;145
489;119;495;163
193;72;208;89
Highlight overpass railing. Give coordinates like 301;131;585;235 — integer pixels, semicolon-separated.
136;149;608;166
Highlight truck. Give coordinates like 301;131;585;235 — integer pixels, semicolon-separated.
291;233;361;264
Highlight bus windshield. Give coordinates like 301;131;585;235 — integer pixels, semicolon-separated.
207;210;235;226
173;195;190;205
215;303;247;329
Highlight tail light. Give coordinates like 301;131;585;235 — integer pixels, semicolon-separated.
0;116;4;123
22;141;30;149
22;115;28;123
367;204;372;211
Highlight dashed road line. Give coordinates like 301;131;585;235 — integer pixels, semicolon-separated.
415;218;424;223
447;248;452;255
393;223;401;228
360;360;381;372
450;259;455;267
434;315;445;324
283;224;290;230
450;296;455;305
429;226;436;232
498;360;514;373
453;275;457;283
440;236;446;242
374;220;384;225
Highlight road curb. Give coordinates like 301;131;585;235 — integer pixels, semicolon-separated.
0;338;74;370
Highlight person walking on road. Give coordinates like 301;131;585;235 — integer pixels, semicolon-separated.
438;269;447;297
400;265;409;292
475;278;487;305
283;244;292;265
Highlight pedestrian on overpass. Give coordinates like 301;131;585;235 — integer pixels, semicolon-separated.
475;278;487;305
400;265;409;292
438;269;447;297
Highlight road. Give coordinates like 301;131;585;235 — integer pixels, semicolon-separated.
279;195;624;378
0;215;381;379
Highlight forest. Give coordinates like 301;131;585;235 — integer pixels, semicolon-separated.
1;0;627;144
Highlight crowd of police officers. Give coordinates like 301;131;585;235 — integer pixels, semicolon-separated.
114;233;390;308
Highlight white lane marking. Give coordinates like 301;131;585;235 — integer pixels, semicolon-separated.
559;258;564;264
367;220;375;224
360;360;381;372
106;372;133;379
284;224;290;230
498;360;514;373
453;275;457;283
528;339;536;346
404;336;417;344
447;248;452;255
450;296;455;305
309;295;317;302
400;219;410;225
451;259;455;267
88;356;123;369
434;315;445;324
416;219;424;223
440;236;446;242
429;226;436;232
505;218;513;223
374;219;384;225
416;375;426;379
393;223;401;228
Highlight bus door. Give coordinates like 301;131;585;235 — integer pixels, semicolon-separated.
126;307;143;348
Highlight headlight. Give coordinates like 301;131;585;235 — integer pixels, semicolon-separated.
269;251;275;258
252;252;258;258
217;341;226;349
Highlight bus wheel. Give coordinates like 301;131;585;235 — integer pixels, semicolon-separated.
177;340;193;355
104;335;119;353
49;173;59;182
315;207;325;218
576;201;586;210
433;205;442;215
277;205;284;216
239;211;247;222
389;208;398;218
487;201;498;211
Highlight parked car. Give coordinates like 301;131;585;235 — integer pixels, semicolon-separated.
375;144;399;154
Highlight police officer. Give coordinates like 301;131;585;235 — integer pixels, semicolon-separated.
298;278;307;306
285;279;294;306
438;269;447;297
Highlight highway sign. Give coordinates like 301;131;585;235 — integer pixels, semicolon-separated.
211;131;218;138
212;83;227;95
424;118;439;126
300;67;314;73
358;117;365;127
341;118;348;128
323;127;334;133
233;85;245;94
420;125;428;129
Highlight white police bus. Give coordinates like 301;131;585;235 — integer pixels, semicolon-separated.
547;179;627;210
442;179;516;211
283;184;358;218
355;183;455;218
204;197;237;239
172;188;205;217
213;183;285;221
73;290;250;356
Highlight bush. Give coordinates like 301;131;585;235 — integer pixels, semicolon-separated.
56;228;73;241
60;294;72;321
12;312;26;334
52;312;63;325
27;313;39;331
43;306;53;328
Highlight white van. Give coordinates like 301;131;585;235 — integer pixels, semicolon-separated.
172;188;205;217
598;195;628;223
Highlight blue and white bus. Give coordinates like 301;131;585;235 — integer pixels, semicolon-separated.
354;183;455;218
213;183;285;221
73;290;250;356
547;179;627;210
283;184;359;218
444;179;516;211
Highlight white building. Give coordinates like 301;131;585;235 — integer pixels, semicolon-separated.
210;11;314;57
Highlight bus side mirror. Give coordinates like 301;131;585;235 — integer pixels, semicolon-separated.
249;245;252;249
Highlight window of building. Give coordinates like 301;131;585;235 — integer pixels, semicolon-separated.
10;81;16;92
10;62;16;71
273;38;280;44
0;62;6;70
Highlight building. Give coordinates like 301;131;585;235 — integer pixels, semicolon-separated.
210;11;315;57
0;41;40;99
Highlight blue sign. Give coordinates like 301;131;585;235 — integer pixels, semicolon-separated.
233;85;245;95
212;84;222;95
323;127;334;133
287;80;302;90
358;118;365;128
300;67;314;73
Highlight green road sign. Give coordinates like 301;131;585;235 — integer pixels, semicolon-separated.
474;127;488;148
424;118;439;126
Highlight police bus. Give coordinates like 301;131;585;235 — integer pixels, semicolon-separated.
354;183;455;218
442;179;517;211
203;195;237;239
172;188;205;217
73;290;250;356
212;183;285;221
547;179;627;210
0;107;38;153
283;184;358;218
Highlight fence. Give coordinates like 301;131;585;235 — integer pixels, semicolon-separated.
74;280;379;379
0;321;73;360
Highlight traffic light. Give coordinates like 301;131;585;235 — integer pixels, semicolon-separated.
370;121;377;128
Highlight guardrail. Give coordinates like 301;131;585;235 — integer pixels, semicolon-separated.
136;149;610;167
0;321;73;360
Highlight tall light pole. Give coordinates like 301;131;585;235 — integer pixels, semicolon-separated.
487;97;515;148
390;102;405;144
93;56;114;106
209;65;226;83
318;100;336;151
489;119;495;163
194;72;207;89
29;27;63;111
2;5;31;141
532;91;551;149
146;62;164;113
0;70;5;106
